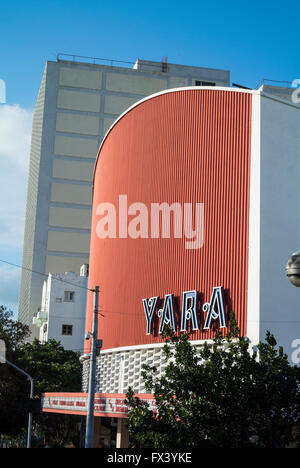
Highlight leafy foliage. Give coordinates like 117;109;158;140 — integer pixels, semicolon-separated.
0;306;82;446
0;307;32;436
126;312;300;448
17;339;81;396
0;305;30;352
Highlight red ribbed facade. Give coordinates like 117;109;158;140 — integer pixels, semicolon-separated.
85;89;252;351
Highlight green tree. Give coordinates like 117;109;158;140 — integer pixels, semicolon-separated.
0;306;31;437
18;339;81;395
126;313;300;448
0;305;31;352
0;306;82;447
17;338;82;448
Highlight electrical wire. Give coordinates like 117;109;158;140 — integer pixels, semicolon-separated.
0;259;143;317
0;259;143;326
0;260;147;356
0;258;94;292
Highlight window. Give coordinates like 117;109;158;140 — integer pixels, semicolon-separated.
62;324;73;336
195;80;216;86
64;291;75;302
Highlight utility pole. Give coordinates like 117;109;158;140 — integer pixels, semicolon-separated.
85;285;101;448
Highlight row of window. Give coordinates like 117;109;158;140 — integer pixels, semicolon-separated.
195;80;216;86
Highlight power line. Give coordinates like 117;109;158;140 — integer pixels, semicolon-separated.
0;258;93;292
37;308;140;319
0;259;144;317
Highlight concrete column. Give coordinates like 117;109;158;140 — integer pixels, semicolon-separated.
116;418;129;448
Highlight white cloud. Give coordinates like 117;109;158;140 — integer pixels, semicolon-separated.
0;104;33;249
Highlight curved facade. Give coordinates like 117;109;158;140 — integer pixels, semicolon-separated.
85;88;252;353
43;86;300;436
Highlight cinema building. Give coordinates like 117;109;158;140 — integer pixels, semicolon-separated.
42;85;300;447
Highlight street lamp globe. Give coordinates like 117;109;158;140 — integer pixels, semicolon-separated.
286;251;300;287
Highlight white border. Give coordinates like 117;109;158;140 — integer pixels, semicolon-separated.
81;338;216;359
246;93;261;345
92;86;261;183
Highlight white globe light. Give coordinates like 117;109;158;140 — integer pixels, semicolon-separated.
286;251;300;288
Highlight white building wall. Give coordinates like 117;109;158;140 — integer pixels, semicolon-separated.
247;91;300;363
38;270;88;352
259;94;300;361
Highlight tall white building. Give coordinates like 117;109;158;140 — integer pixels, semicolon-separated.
18;55;230;336
33;264;88;351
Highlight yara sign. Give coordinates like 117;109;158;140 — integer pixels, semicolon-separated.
142;287;226;335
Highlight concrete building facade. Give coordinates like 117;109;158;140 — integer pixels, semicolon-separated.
33;264;88;351
18;57;230;336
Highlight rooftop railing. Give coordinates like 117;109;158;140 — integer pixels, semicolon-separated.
56;53;168;71
255;78;294;90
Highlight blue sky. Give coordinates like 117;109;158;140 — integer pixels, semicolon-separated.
1;0;299;107
0;0;299;315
